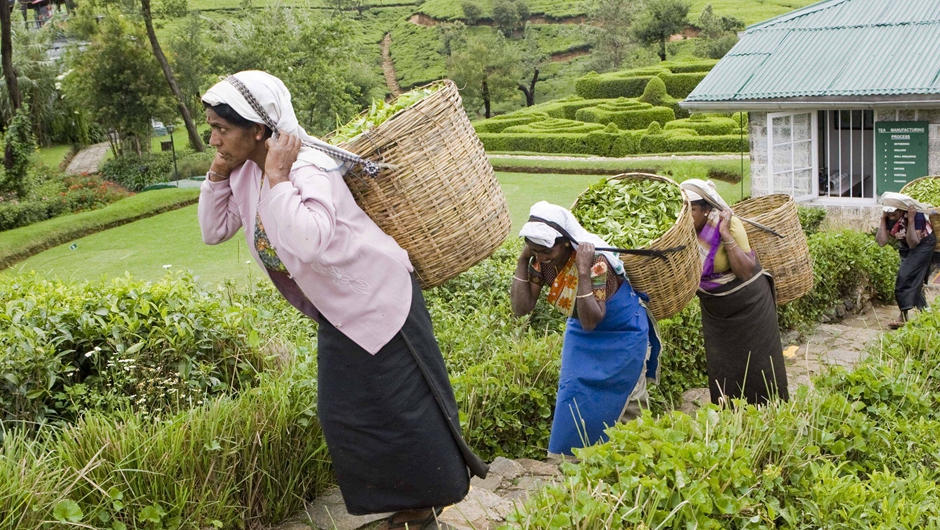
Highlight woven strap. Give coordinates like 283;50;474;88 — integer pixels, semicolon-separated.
527;215;684;261
224;75;380;177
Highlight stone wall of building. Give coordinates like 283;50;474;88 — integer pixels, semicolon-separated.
748;111;770;196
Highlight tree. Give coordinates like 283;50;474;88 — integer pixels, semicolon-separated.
437;21;467;57
168;13;211;147
695;4;743;59
586;0;640;71
632;0;691;61
448;32;521;118
0;0;21;171
516;26;547;106
63;11;177;156
493;0;529;37
138;0;205;151
211;5;380;136
461;1;482;24
0;104;34;196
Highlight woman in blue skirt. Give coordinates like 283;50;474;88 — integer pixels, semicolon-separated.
510;201;661;457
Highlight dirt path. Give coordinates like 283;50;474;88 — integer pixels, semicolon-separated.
381;33;402;98
273;295;934;530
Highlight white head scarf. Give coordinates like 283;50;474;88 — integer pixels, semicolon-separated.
201;70;359;174
880;191;936;214
680;179;730;210
519;201;625;274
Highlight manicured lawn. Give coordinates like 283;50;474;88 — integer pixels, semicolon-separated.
150;123;211;153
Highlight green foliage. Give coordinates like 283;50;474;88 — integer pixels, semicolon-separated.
778;230;898;330
571;178;683;249
665;115;738;135
656;71;709;98
330;83;444;143
584;0;641;71
503;117;605;134
576;60;716;99
448;31;522;117
638;75;669;105
461;0;483;23
576;72;654;99
797;205;826;237
632;0;692;61
1;104;36;197
62;10;177;153
492;0;529;36
575;98;676;130
694;3;743;59
0;273;275;425
167;13;212;121
101;152;175;192
900;176;940;206
389;20;449;89
210;5;381;136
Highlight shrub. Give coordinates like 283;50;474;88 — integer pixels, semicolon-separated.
575;73;656;99
461;0;482;23
473;114;546;133
101;152;175;191
0;272;274;426
503;118;606;134
638;76;670;106
665;116;738;135
1;104;37;197
656;71;709;98
575;99;676;130
797;205;826;236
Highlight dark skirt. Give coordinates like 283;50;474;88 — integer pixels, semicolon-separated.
316;275;487;515
896;233;936;311
697;271;789;406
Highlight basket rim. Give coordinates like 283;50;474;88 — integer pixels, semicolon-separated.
733;193;792;218
326;79;455;147
570;172;692;252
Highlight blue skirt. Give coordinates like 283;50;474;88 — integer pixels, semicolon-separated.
548;281;660;455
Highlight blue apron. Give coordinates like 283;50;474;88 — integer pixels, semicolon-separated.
548;280;661;456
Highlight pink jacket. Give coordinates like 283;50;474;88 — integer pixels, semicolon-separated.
198;161;414;354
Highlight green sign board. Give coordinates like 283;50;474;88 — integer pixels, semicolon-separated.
876;121;929;194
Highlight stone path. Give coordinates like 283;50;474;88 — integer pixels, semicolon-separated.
65;141;110;175
273;296;934;530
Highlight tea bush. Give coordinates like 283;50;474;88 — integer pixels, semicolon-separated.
797;205;827;236
0;273;279;425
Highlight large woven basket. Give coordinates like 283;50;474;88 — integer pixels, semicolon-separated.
333;80;511;289
571;173;700;320
732;194;813;305
899;176;940;244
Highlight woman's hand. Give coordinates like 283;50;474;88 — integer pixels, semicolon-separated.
209;150;241;181
264;133;302;186
717;210;733;241
519;243;534;263
576;242;595;276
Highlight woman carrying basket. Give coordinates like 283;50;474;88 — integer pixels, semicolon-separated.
198;71;486;530
680;180;789;406
510;201;661;458
876;192;936;329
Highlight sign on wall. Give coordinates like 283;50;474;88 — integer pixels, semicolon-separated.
876;121;929;194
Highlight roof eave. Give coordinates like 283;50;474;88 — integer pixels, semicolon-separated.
681;95;940;112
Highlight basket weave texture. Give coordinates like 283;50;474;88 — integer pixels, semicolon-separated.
335;80;510;289
899;176;940;243
572;173;700;320
732;194;813;305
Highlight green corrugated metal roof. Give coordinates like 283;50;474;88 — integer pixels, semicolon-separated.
684;0;940;105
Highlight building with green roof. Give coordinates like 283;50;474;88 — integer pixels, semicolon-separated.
682;0;940;218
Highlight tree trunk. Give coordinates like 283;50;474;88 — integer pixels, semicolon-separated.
658;34;667;61
1;0;21;171
140;0;205;152
482;79;491;119
516;67;539;106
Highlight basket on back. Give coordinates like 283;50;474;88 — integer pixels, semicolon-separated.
732;194;812;305
572;173;700;320
333;80;511;289
899;176;940;246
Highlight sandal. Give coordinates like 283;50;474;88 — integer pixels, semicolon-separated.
888;320;906;330
384;508;456;530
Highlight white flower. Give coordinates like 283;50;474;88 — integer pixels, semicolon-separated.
163;264;172;269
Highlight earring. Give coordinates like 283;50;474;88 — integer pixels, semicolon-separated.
565;243;570;247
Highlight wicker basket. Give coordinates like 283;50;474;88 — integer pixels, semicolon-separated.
333;80;511;289
732;194;813;305
899;176;940;243
571;173;700;320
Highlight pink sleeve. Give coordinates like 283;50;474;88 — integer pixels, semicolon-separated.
198;176;242;245
263;166;336;263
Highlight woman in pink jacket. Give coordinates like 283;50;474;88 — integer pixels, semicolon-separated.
198;71;486;530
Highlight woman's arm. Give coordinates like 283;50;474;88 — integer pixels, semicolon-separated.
510;245;542;316
574;242;606;331
262;134;337;263
198;154;242;245
905;210;923;249
875;212;891;247
719;211;757;281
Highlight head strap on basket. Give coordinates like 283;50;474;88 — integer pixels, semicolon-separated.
527;215;684;261
224;75;383;178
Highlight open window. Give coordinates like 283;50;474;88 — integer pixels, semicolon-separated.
767;112;817;201
816;110;875;199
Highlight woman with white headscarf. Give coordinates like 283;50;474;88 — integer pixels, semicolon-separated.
510;201;661;458
198;71;486;530
876;192;936;328
679;179;788;406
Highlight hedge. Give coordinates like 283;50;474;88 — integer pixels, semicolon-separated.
656;71;710;99
644;132;748;153
575;73;655;99
665;116;740;136
575;102;676;130
472;115;547;133
503;118;606;134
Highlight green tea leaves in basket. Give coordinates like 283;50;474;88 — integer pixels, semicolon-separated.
329;83;445;145
902;178;940;207
573;178;683;250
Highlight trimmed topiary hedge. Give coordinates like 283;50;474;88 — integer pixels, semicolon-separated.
665;115;739;136
502;118;606;134
575;61;717;100
575;99;676;130
656;72;710;99
472;114;547;133
575;73;655;100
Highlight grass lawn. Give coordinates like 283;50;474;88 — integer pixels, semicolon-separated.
150;123;211;153
9;170;750;283
34;144;73;168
